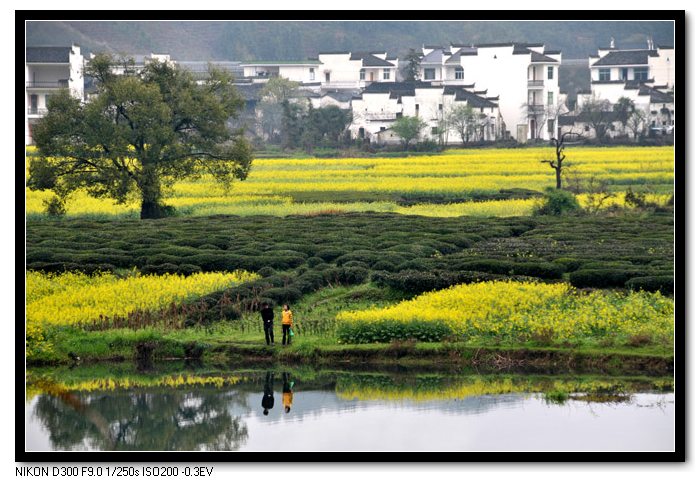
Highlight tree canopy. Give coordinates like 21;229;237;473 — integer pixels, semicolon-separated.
29;53;252;219
392;115;427;149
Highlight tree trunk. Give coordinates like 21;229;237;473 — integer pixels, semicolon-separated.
555;167;562;189
139;164;166;219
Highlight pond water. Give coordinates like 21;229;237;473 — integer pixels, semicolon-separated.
24;365;675;452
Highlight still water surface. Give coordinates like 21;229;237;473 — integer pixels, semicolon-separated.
25;366;674;452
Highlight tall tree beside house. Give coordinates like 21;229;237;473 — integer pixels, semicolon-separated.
392;115;427;150
447;104;478;147
29;53;252;219
258;77;301;142
280;99;306;149
627;109;650;141
578;95;614;141
613;97;636;134
401;49;422;82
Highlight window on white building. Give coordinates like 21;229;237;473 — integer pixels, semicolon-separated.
633;67;648;80
547;66;554;80
360;69;366;80
415;104;420;113
424;68;436;80
455;67;464;80
383;68;390;80
309;68;315;81
547;92;554;105
431;127;439;135
547;119;554;134
620;68;627;80
598;68;611;81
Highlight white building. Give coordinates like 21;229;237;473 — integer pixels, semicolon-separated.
588;40;675;103
350;81;503;145
418;43;562;142
240;60;322;85
26;44;84;145
572;40;676;137
240;51;398;91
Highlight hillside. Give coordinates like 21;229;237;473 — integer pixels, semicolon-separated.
25;20;674;61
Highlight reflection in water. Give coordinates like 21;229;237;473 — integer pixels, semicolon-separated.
31;383;248;451
262;372;274;416
25;368;675;452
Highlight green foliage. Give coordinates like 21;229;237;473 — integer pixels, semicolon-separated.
30;53;252;219
534;188;581;215
337;319;452;344
401;48;422;81
569;269;644;289
447;104;479;146
625;276;674;296
392;116;427;149
43;196;67;217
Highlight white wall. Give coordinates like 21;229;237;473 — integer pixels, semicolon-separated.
458;46;530;139
649;47;675;88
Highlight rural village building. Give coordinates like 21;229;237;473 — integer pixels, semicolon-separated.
417;43;562;142
565;39;675;139
25;39;674;145
25;44;84;145
350;81;503;145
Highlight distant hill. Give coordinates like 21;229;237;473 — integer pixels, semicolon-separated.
26;21;674;61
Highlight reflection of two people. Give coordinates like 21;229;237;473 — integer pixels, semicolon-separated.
261;371;293;416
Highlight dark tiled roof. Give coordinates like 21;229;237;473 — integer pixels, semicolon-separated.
364;81;432;96
454;89;498;108
577;111;620;123
658;45;674;49
591;50;653;66
318;51;350;55
423;45;444;50
475;42;515;48
558;115;576;126
592;80;626;85
638;85;674;104
544;50;561;55
530;51;558;63
321;90;356;102
421;49;445;64
26;46;72;63
623;79;655;89
350;52;395;67
443;85;475;94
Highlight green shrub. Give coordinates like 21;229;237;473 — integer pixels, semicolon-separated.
372;260;400;272
569;269;645;289
306;257;324;267
43;196;67;217
264;287;303;304
553;257;583;272
534;188;581;215
337;320;452;343
625;276;674;296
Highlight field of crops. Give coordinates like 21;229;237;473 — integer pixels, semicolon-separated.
26;270;258;357
26;146;674;218
336;280;674;345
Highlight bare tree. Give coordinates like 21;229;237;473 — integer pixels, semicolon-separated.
447;104;478;146
627;109;650;141
541;131;582;189
579;94;614;141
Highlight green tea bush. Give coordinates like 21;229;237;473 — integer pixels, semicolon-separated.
534;188;581;215
569;269;645;289
337;319;452;343
264;287;303;304
625;276;674;296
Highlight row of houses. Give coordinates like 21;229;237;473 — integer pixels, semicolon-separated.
25;39;675;145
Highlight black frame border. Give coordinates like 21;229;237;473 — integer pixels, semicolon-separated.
16;9;686;463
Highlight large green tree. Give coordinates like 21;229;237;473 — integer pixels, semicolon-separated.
447;104;478;147
29;53;252;219
392;115;427;150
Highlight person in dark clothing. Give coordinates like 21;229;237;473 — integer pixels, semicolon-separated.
260;303;275;345
262;371;275;416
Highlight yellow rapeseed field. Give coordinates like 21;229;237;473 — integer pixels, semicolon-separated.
26;270;259;329
337;280;674;343
25;146;674;218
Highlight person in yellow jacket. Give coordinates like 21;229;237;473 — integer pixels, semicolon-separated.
281;304;293;345
282;372;294;413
